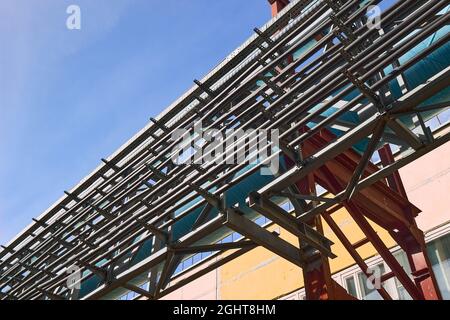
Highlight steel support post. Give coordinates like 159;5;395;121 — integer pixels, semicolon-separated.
268;0;290;17
297;170;354;300
393;231;443;300
378;144;443;300
301;214;336;300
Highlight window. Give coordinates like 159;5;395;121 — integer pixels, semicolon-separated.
393;251;412;300
345;276;358;298
437;108;450;125
340;241;450;300
357;264;385;300
193;253;201;264
341;255;413;300
427;233;450;299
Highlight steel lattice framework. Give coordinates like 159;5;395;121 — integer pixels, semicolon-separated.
1;0;449;300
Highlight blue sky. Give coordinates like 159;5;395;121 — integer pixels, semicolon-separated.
0;0;271;244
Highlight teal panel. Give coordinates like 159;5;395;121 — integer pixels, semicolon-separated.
78;274;102;298
130;238;154;266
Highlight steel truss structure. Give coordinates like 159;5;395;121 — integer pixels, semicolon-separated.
1;0;449;300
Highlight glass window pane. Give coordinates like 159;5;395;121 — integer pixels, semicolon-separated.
222;234;233;243
357;264;385;300
397;285;412;300
174;263;182;274
393;250;412;300
255;216;265;226
345;276;358;298
193;253;201;265
437;109;450;126
201;251;212;259
425;116;440;131
427;234;450;299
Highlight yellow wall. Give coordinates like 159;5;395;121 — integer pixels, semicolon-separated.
218;206;397;299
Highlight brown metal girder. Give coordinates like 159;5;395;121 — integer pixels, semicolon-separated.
323;161;415;225
310;165;425;299
302;129;421;224
314;164;411;231
345;202;424;300
314;161;426;251
321;211;393;300
295;130;450;236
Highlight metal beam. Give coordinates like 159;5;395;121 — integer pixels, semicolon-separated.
170;240;256;255
247;192;335;258
225;208;305;267
122;283;154;300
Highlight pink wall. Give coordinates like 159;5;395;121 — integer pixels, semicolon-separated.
399;142;450;232
161;269;218;300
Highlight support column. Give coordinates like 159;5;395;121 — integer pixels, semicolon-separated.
296;174;354;300
268;0;290;17
301;215;337;300
395;231;442;300
298;175;333;300
379;144;442;300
